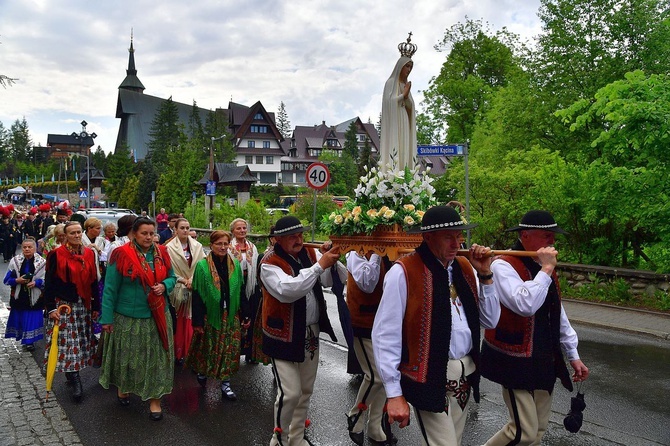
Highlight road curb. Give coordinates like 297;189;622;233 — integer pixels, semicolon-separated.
570;316;670;340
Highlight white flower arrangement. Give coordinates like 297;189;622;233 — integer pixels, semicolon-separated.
321;164;437;235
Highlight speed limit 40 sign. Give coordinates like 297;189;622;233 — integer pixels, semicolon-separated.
305;162;330;190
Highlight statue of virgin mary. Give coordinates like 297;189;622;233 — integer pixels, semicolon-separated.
379;33;417;172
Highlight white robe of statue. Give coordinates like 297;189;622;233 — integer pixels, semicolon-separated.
380;56;416;172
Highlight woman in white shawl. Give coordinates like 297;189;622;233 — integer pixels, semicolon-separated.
3;238;46;351
166;218;205;363
228;218;259;363
380;39;416;172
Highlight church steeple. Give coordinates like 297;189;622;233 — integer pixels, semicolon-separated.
119;29;145;93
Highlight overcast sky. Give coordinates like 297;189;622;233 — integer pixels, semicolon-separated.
0;0;542;154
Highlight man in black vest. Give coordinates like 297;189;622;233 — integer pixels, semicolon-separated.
260;216;346;446
373;206;500;446
481;210;589;445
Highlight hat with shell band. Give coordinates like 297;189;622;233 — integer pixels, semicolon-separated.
412;205;477;233
505;210;568;234
273;216;311;236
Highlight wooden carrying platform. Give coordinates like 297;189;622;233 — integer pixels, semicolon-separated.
328;224;422;261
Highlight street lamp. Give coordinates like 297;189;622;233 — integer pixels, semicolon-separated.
70;120;97;209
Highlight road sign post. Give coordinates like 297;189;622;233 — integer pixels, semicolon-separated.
305;163;331;242
416;143;471;245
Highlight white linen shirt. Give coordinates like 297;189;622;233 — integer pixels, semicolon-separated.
490;258;580;361
260;249;347;326
372;259;500;399
346;252;382;293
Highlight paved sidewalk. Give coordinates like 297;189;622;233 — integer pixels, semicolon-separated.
563;299;670;340
0;302;83;446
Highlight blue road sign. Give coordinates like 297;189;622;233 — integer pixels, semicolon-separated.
78;190;88;198
417;144;465;156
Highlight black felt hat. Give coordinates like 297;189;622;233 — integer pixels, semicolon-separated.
414;205;478;233
273;216;310;236
506;210;567;234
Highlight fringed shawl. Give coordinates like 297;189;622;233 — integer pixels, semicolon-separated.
54;244;97;309
192;253;242;330
166;236;205;313
230;238;259;300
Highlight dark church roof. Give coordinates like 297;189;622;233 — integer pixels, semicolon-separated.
114;37;211;161
118;37;145;92
198;163;258;185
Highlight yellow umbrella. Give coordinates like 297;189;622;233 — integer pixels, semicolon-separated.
45;304;71;402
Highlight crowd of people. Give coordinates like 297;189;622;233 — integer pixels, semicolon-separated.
2;201;589;446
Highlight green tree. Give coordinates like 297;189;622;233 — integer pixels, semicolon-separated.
532;0;670;161
118;175;141;211
156;140;207;212
205;110;235;162
104;146;135;202
188;100;207;149
343;121;359;162
0;121;9;163
9;117;31;162
91;145;106;172
556;70;670;270
358;137;373;177
147;97;182;168
422;18;525;143
276;101;292;139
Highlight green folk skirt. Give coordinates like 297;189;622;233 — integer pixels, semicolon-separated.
185;310;242;381
99;311;174;400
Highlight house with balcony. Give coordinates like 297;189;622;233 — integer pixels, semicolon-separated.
227;101;286;185
282;118;379;184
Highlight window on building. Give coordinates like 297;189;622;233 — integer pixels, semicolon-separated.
309;149;322;157
247;141;255;148
259;172;276;184
250;125;268;133
359;135;366;142
266;156;274;164
256;156;264;164
245;155;253;164
254;113;263;120
263;141;271;149
281;172;293;183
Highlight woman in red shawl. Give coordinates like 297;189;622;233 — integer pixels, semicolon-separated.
43;221;100;402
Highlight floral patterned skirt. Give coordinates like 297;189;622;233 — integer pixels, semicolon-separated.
185;311;241;381
99;311;174;400
42;301;94;373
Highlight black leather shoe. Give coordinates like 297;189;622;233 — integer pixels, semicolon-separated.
150;411;163;421
348;430;364;445
70;372;83;402
196;374;207;388
369;433;398;445
25;344;35;352
346;414;364;446
117;394;130;406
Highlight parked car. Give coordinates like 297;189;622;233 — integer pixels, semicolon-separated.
75;208;137;228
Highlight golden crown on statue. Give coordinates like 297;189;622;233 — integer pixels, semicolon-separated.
398;32;417;58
